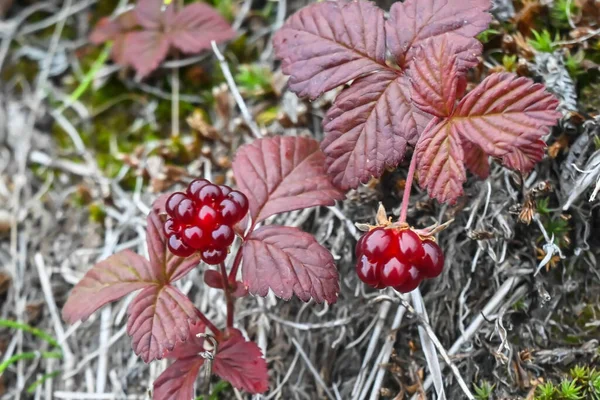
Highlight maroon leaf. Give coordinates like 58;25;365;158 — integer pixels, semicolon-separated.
153;357;205;400
89;11;138;44
166;3;235;54
272;1;386;100
127;284;198;362
416;73;560;204
452;73;561;158
152;193;170;214
322;71;429;189
160;327;268;395
146;210;202;283
124;31;171;79
213;329;269;394
386;0;491;66
135;0;163;30
501;138;546;172
242;225;339;303
232;136;344;224
62;250;156;323
91;0;234;79
165;320;206;360
203;269;224;289
463;141;490;179
415;118;467;204
410;34;481;117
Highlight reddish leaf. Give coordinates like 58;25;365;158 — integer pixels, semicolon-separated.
62;250;156;323
272;1;386;100
452;73;561;158
146;210;202;283
203;269;224;289
159;327;268;395
152;193;170;214
89;11;138;44
463;141;490;179
128;284;198;362
386;0;491;66
166;3;235;54
91;0;234;79
165;320;206;360
321;71;429;189
212;329;269;394
124;31;171;79
410;34;481;117
242;225;339;303
415;118;467;204
153;357;205;400
501;138;546;172
135;0;163;30
416;73;560;204
232;136;344;224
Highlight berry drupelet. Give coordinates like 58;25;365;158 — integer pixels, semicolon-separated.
164;179;249;264
355;227;444;292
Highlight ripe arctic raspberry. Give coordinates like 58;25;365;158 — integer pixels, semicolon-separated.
355;227;445;293
163;179;249;264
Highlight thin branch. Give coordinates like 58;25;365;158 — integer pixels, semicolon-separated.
211;41;262;139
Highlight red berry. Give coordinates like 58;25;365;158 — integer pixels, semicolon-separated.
356;255;381;288
417;240;445;278
228;191;249;215
197;205;219;229
393;266;421;293
201;248;228;265
167;234;195;257
174;198;196;222
219;185;232;197
380;257;410;287
220;199;241;224
361;228;396;260
166;192;187;216
187;179;210;201
164;218;180;236
197;184;223;205
181;226;206;249
397;229;424;262
211;225;234;247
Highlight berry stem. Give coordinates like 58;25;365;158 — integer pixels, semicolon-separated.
220;262;235;328
196;310;220;336
227;246;244;283
399;153;418;224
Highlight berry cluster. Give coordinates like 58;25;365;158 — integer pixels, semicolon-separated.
355;228;444;292
164;179;249;264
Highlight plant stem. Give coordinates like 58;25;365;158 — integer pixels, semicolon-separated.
399;153;418;223
196;311;220;336
227;247;244;283
220;262;235;328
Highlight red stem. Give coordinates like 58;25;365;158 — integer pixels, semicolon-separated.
399;153;418;224
220;262;235;328
227;247;244;283
196;310;220;336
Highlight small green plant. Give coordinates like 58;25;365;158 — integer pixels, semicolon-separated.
529;29;560;53
537;382;557;400
235;64;274;96
550;0;579;29
559;379;583;400
565;50;585;78
535;367;600;400
502;54;518;72
477;28;500;43
473;380;495;400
